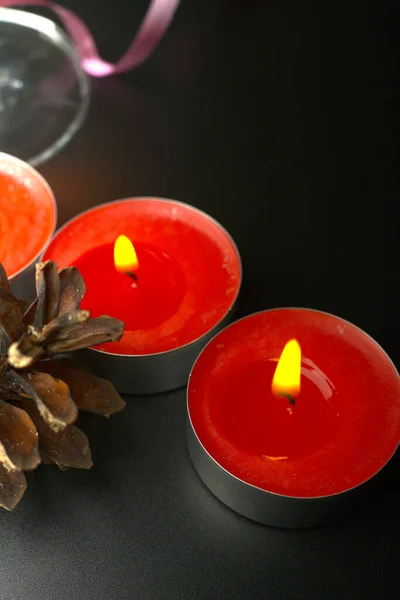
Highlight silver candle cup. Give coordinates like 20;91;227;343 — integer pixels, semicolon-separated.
186;308;400;528
42;198;242;395
0;152;57;298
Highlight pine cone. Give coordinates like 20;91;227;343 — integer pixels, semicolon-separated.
0;261;126;510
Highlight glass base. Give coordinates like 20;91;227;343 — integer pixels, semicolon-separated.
0;7;90;166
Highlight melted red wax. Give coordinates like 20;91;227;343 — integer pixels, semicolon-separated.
211;360;340;460
0;171;55;277
43;198;241;354
188;309;400;497
74;242;186;331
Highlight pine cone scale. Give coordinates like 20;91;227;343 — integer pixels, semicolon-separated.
20;399;93;470
35;360;126;417
58;267;86;316
0;464;27;511
7;370;78;432
0;290;23;341
34;261;61;329
0;400;40;471
0;264;11;294
44;316;124;355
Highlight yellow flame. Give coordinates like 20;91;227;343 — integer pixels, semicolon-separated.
271;339;301;397
114;235;139;273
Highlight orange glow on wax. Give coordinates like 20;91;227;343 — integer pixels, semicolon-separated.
114;235;139;274
272;339;301;397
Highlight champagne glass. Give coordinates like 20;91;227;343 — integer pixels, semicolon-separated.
0;7;89;166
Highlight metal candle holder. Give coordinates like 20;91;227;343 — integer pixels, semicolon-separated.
186;308;400;528
186;416;382;528
43;198;244;396
0;152;57;298
80;302;239;396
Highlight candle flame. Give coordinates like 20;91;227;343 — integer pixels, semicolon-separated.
114;235;139;273
272;339;301;397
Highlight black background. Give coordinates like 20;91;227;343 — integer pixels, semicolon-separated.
1;1;399;599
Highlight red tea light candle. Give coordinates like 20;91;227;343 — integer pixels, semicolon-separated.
187;309;400;528
42;198;241;394
0;152;56;297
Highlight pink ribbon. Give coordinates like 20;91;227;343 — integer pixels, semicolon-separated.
0;0;181;77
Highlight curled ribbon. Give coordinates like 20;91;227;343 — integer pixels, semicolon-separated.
0;0;181;77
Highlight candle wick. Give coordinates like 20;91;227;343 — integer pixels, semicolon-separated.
125;271;138;282
276;392;296;406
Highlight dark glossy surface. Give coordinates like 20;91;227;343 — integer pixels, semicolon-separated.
1;1;399;599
